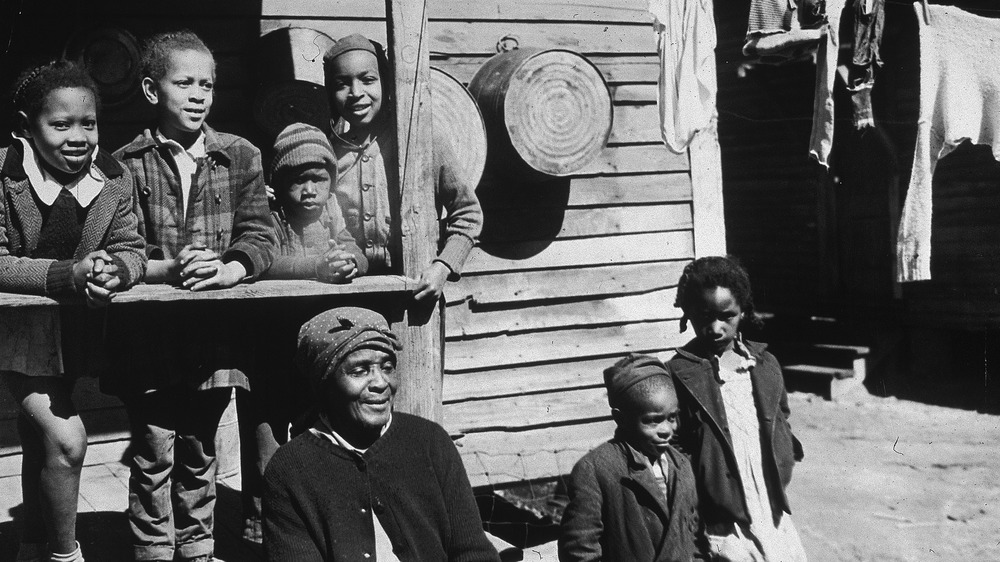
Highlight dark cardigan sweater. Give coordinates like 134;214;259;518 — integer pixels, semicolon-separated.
262;412;499;562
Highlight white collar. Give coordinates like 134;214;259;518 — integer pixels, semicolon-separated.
311;413;392;455
14;135;104;207
154;129;207;159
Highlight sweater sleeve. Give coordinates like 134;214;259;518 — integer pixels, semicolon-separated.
222;143;278;280
327;192;369;276
102;167;148;288
558;454;604;562
433;143;482;279
431;425;500;562
263;456;326;562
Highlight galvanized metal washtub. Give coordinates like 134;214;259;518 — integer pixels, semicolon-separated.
469;41;612;178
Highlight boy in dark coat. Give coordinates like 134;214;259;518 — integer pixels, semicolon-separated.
559;354;705;562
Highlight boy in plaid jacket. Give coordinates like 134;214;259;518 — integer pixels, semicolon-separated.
109;30;276;562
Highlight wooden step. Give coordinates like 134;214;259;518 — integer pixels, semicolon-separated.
783;364;855;380
783;363;865;401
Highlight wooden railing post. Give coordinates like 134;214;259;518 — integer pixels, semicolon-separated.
386;0;442;422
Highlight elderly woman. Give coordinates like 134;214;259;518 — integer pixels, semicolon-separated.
262;307;499;562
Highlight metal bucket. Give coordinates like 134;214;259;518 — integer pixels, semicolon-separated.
469;44;612;178
431;66;488;189
253;27;337;137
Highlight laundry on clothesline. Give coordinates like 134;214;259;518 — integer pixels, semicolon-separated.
649;0;718;154
896;3;1000;282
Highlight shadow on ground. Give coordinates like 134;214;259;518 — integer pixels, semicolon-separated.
0;484;262;561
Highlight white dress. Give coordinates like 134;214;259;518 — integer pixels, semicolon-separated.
707;346;807;562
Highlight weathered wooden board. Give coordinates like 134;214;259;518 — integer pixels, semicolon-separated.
444;356;614;401
576;144;689;175
260;20;654;55
437;55;659;85
465;231;694;274
610;84;658;103
480;204;692;243
262;0;653;23
445;319;688;372
456;420;617;487
565;173;692;206
609;104;661;144
0;277;412;308
476;173;692;212
445;260;688;306
446;287;680;338
445;386;609;433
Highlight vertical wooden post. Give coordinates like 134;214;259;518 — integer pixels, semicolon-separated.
386;0;442;421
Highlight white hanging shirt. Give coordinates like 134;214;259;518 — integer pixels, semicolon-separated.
648;0;718;153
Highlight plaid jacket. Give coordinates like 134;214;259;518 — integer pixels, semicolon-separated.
114;126;276;279
0;143;146;294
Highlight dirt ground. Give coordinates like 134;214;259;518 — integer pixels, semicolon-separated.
786;391;1000;562
2;390;998;561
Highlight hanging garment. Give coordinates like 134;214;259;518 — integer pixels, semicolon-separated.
806;0;847;167
897;3;1000;282
743;0;825;61
649;0;718;153
848;0;885;130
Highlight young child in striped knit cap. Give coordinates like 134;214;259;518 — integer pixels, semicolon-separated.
264;122;367;282
237;123;369;543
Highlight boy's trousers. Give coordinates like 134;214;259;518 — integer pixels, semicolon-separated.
124;386;232;561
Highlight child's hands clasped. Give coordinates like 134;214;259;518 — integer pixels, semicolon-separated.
316;244;358;284
73;250;122;307
180;257;247;291
413;261;450;302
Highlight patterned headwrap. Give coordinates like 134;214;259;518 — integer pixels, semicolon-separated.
296;307;402;389
603;354;671;408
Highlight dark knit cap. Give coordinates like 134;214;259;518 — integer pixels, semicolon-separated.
323;33;378;66
603;354;670;408
270;123;336;183
296;307;402;390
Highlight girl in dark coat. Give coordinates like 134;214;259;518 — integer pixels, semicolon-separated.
668;256;806;562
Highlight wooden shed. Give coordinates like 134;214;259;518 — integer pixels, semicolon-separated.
712;0;1000;410
0;0;726;495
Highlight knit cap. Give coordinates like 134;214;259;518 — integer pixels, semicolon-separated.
269;122;336;183
296;307;402;390
323;33;378;67
603;354;670;408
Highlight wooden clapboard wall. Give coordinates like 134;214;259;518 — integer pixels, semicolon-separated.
0;0;722;485
257;0;703;487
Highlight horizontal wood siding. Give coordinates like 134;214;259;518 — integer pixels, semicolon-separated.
0;0;698;485
261;0;690;487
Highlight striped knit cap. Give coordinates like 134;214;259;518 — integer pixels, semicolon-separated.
269;122;336;183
